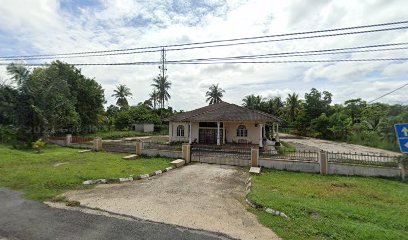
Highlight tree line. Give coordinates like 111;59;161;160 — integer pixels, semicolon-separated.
241;88;407;151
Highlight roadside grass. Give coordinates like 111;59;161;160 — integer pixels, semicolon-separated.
0;144;172;201
249;170;408;240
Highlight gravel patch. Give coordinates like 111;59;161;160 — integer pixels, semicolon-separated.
280;133;400;155
63;164;279;240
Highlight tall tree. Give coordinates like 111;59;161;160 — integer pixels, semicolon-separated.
151;75;171;108
242;94;264;110
285;93;302;123
205;84;225;105
112;84;132;109
149;89;159;109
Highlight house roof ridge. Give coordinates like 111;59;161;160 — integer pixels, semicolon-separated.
228;102;282;122
183;102;229;121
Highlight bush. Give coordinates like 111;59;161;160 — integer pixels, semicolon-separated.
32;138;46;153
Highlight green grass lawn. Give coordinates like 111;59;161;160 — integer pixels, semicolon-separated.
0;144;172;201
249;170;408;240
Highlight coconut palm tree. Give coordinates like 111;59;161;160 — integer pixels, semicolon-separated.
242;94;264;110
151;75;171;108
149;89;159;109
112;84;132;109
285;93;302;123
205;84;225;105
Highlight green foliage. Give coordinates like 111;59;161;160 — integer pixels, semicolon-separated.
32;138;46;153
2;61;105;143
151;75;171;109
114;105;161;130
249;170;408;240
0;144;172;201
112;84;132;109
206;84;225;105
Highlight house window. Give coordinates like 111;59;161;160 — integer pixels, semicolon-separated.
176;125;185;137
236;125;248;137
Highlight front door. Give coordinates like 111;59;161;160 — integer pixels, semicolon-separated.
199;129;223;144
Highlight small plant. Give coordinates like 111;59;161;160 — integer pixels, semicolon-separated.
32;138;46;153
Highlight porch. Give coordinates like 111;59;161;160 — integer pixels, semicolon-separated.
169;121;280;147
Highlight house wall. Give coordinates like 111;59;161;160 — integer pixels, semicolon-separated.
169;122;189;142
224;121;262;145
169;121;264;145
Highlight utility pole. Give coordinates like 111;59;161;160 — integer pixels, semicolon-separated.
159;48;167;78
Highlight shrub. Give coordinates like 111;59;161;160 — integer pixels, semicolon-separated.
32;138;46;153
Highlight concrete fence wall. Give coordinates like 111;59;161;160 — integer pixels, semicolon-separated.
328;163;401;178
254;148;404;179
259;158;320;173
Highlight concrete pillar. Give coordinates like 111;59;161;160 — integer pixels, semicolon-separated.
66;134;72;146
223;126;226;144
259;123;263;147
135;141;143;155
93;138;102;152
400;163;406;181
251;148;259;167
188;122;192;144
319;151;328;175
182;144;191;163
169;123;172;142
217;122;220;145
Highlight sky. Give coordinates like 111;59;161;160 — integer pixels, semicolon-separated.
0;0;407;111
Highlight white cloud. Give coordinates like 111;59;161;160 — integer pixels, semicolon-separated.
0;0;408;111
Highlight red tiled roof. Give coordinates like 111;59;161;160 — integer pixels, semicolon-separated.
166;102;281;122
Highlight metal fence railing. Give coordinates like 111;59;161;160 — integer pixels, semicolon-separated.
142;141;182;151
260;148;319;162
191;145;252;162
328;152;399;167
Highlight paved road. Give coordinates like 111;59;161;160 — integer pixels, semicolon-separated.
0;188;231;240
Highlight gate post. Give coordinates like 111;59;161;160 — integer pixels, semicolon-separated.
65;134;72;146
182;143;191;163
319;151;328;175
251;147;259;167
93;138;102;152
400;163;406;181
135;141;143;155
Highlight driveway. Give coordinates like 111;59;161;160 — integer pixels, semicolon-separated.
63;164;279;240
280;133;400;155
0;188;227;240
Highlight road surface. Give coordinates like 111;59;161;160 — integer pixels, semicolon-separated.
0;188;231;240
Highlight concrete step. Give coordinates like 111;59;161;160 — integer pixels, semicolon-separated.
249;167;261;174
123;154;139;160
78;149;92;153
171;159;185;168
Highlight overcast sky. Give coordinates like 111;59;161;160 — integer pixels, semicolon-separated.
0;0;407;111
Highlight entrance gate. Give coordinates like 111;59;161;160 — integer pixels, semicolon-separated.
191;145;251;167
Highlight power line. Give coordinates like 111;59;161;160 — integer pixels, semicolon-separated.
3;40;408;62
2;57;407;66
2;20;408;59
368;82;408;103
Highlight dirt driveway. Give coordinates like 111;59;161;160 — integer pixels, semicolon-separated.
63;164;279;240
280;133;400;156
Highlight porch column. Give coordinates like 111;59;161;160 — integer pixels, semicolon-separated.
263;124;266;138
272;122;276;140
259;123;263;147
217;122;220;145
188;122;192;144
223;124;226;144
276;123;280;142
